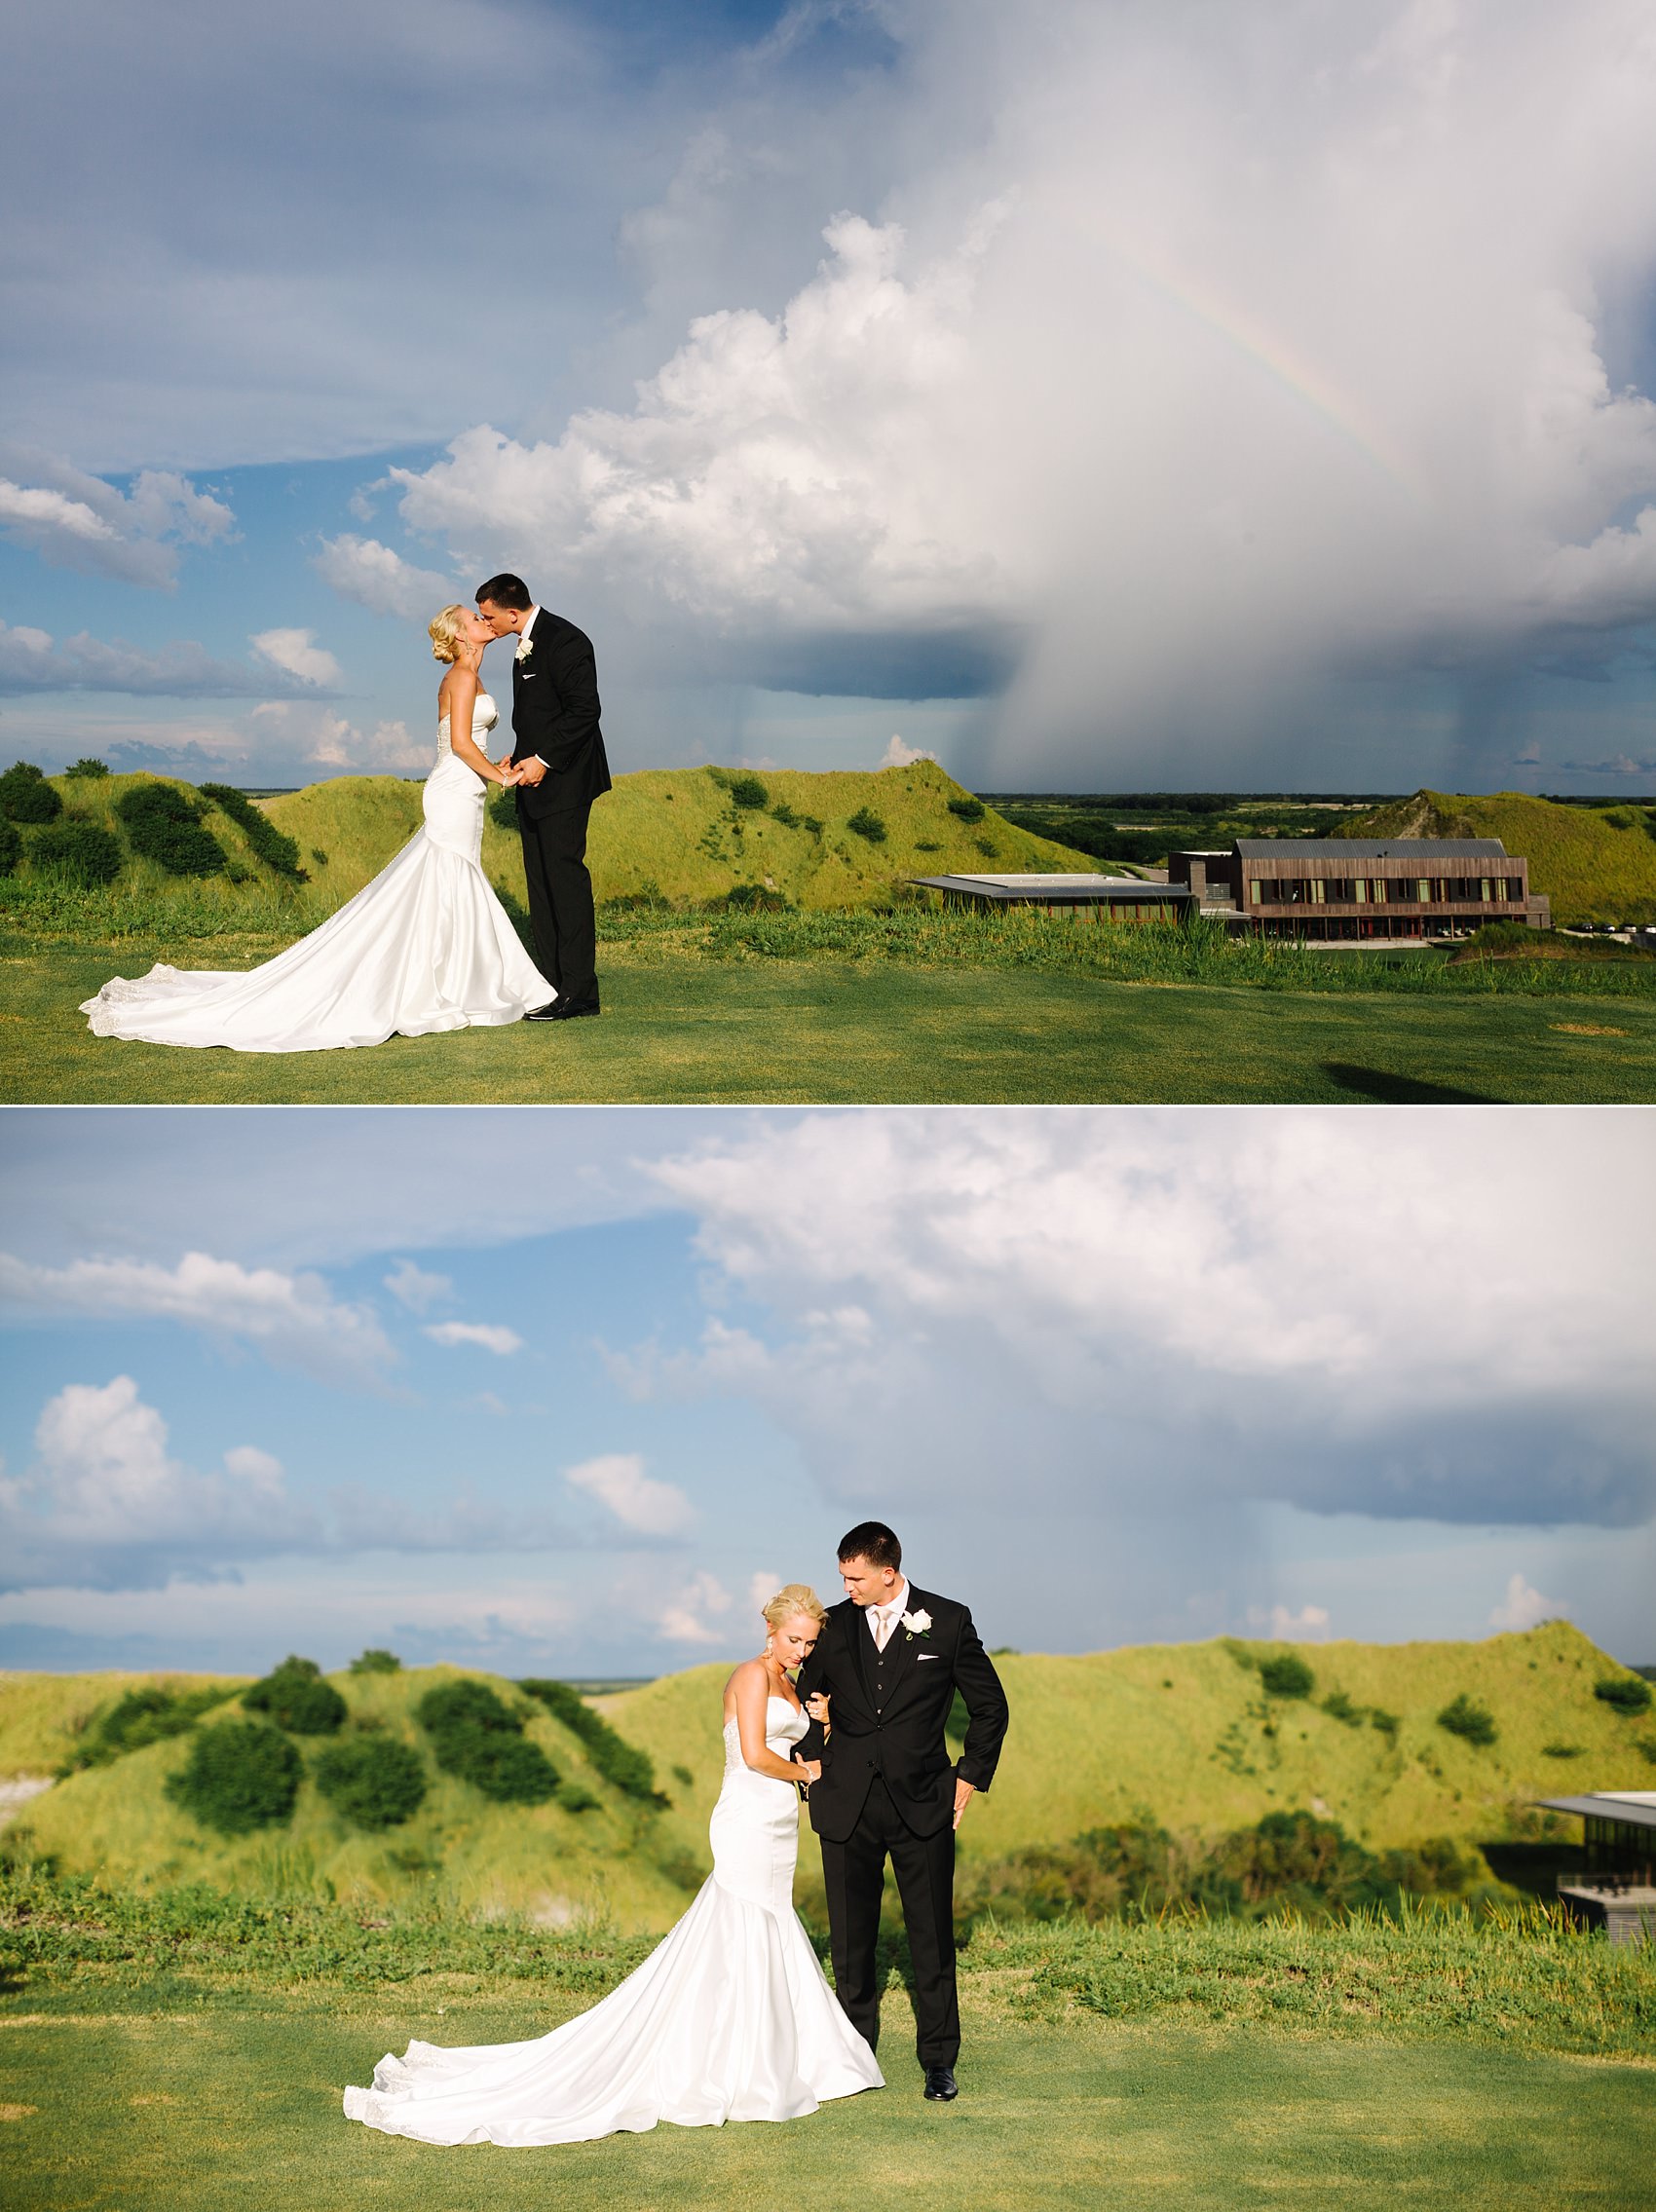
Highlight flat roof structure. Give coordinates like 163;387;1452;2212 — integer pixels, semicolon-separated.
912;872;1195;912
1234;838;1511;861
1537;1791;1656;1828
1536;1791;1656;1945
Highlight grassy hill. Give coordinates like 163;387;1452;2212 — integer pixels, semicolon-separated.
7;1624;1647;1931
1343;790;1656;926
0;759;1105;933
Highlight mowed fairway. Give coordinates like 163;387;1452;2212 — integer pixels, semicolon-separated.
7;940;1656;1102
3;1986;1652;2212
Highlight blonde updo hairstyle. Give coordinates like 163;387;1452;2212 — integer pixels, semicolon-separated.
762;1584;828;1632
428;603;472;665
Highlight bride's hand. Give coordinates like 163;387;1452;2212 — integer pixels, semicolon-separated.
804;1691;831;1727
795;1755;821;1785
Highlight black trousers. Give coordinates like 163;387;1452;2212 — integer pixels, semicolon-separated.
818;1776;959;2067
517;802;597;1006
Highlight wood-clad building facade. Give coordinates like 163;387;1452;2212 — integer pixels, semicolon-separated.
1168;839;1551;939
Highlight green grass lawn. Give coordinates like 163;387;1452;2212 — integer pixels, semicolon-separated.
8;933;1656;1103
4;1895;1653;2212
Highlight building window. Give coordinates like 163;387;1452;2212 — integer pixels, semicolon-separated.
1415;880;1430;902
1251;880;1261;905
1354;879;1367;903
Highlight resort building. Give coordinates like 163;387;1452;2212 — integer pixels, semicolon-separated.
1536;1790;1656;1946
1167;839;1550;939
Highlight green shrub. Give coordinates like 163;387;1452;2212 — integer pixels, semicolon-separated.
1542;1743;1585;1758
1260;1654;1315;1699
799;813;824;838
311;1734;427;1829
242;1656;347;1736
64;758;110;779
671;1764;694;1789
1320;1689;1363;1726
310;848;327;867
417;1678;560;1803
916;840;942;853
348;1648;402;1675
115;783;226;877
517;1678;661;1803
947;795;986;822
28;818;124;887
723;882;791;912
61;1684;234;1774
0;819;19;875
199;783;306;880
489;788;518;829
1437;1693;1498;1746
166;1720;301;1835
770;800;800;828
847;806;887;844
0;763;62;823
730;773;769;809
1593;1675;1653;1715
557;1781;600;1814
1369;1707;1400;1739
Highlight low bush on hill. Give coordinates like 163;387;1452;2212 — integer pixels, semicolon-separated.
0;762;62;823
770;800;800;828
1438;1693;1498;1746
348;1648;402;1675
0;819;20;874
847;806;887;844
557;1781;601;1814
417;1678;560;1804
242;1656;348;1735
1320;1689;1362;1726
166;1720;301;1835
723;881;792;912
199;783;307;879
729;773;769;809
115;783;227;877
489;787;517;829
1260;1654;1315;1698
311;1734;427;1829
64;758;110;779
60;1684;235;1773
517;1678;664;1804
27;818;124;887
947;795;986;822
955;1811;1493;1932
1594;1674;1653;1715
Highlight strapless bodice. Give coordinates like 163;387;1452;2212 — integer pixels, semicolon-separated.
722;1695;808;1779
436;693;499;756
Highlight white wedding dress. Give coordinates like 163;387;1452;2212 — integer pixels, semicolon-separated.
343;1697;883;2146
80;694;551;1052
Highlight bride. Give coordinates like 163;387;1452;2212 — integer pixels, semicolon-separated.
343;1587;884;2146
79;606;552;1052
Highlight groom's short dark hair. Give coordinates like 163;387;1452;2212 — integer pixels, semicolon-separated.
476;573;532;611
838;1520;901;1571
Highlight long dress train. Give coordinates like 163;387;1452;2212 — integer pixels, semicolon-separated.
342;1698;883;2146
79;694;549;1052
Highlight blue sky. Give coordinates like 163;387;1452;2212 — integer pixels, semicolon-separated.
4;0;1656;792
2;1107;1650;1676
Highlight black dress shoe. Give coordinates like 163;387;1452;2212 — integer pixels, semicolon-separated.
922;2066;958;2101
547;997;600;1021
522;1003;560;1022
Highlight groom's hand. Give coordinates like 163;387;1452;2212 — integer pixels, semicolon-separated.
952;1778;976;1830
514;755;547;787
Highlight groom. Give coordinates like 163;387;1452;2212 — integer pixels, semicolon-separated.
796;1520;1009;2103
476;574;612;1021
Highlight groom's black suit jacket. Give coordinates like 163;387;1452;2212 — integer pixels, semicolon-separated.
509;608;613;821
795;1586;1009;1844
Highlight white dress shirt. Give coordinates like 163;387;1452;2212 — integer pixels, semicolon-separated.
866;1578;911;1652
516;607;546;767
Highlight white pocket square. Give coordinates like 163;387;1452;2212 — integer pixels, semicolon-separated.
917;1653;942;1661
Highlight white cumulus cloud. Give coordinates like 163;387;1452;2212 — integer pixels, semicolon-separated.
1488;1572;1564;1632
0;444;234;587
0;1249;395;1388
565;1452;695;1537
423;1322;524;1357
250;627;343;688
659;1568;734;1645
313;534;458;621
384;1258;453;1313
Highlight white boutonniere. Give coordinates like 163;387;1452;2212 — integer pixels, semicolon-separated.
515;633;534;663
901;1608;932;1640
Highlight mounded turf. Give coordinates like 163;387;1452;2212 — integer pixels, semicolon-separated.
8;937;1656;1102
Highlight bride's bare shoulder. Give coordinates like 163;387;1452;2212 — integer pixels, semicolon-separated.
723;1656;765;1701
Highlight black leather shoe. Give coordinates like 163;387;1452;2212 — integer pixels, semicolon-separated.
547;997;600;1021
922;2066;958;2101
522;1003;560;1021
